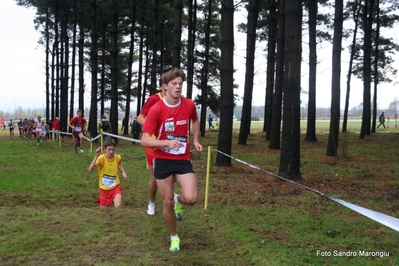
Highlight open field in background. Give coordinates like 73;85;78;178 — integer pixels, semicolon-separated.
0;121;398;265
230;119;399;134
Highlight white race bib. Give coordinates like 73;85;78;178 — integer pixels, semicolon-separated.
102;174;116;188
161;134;187;155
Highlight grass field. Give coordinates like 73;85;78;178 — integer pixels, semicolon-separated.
232;119;399;134
0;122;398;265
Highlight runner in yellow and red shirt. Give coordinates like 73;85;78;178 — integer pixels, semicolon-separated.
88;138;128;207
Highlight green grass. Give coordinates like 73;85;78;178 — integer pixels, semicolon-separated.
231;119;399;134
0;124;398;265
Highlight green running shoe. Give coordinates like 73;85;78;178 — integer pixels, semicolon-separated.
174;202;183;221
169;237;180;252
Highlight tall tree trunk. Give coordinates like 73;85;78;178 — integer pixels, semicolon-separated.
60;10;69;131
70;1;77;122
360;0;374;139
150;0;160;96
136;0;147;114
78;0;85;112
142;39;151;107
186;0;197;100
326;0;343;156
110;0;119;142
278;0;302;180
124;0;137;135
269;0;285;150
45;7;50;121
172;0;183;68
371;0;380;133
200;0;213;137
264;0;276;140
216;0;234;167
304;0;318;142
89;0;98;138
63;8;69;125
238;0;260;145
343;0;361;133
54;4;61;125
51;40;56;118
100;22;106;115
159;20;165;75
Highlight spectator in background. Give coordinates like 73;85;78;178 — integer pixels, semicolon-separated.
131;117;141;141
98;115;111;140
208;114;214;129
47;119;52;140
59;118;65;140
121;116;126;132
52;117;60;141
377;112;386;129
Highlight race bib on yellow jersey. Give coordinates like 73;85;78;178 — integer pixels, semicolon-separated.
102;174;117;188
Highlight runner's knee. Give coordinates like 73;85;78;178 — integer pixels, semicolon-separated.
183;194;197;206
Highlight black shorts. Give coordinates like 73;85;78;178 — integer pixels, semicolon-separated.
153;158;195;180
73;131;82;138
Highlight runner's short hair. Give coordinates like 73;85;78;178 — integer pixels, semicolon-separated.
162;68;186;84
104;138;116;148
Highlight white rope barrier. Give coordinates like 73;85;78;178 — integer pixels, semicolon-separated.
212;148;399;232
102;132;141;143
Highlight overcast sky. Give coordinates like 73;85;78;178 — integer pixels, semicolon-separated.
1;0;398;114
